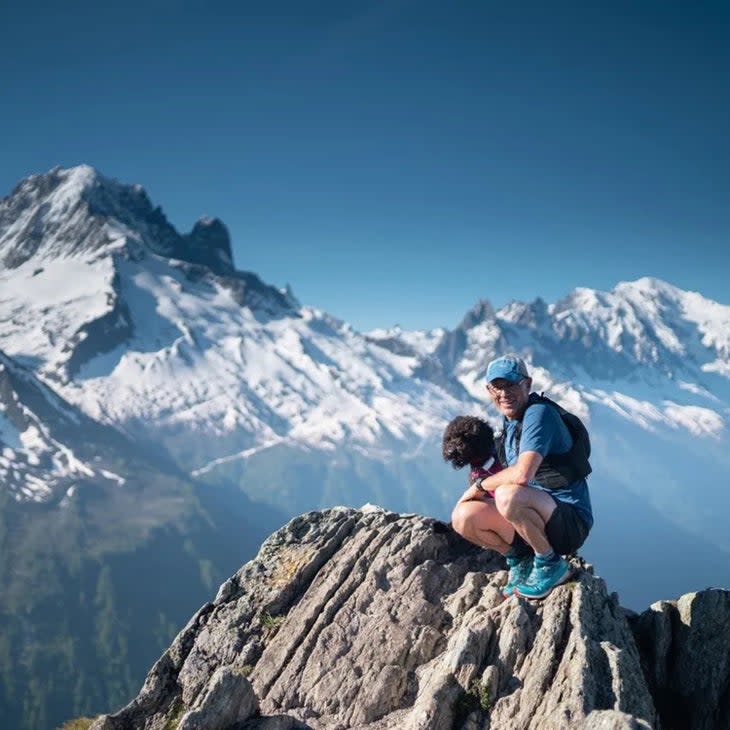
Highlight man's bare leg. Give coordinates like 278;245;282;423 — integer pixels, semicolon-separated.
493;483;557;554
451;497;516;553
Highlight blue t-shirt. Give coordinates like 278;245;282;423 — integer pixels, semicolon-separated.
503;397;593;529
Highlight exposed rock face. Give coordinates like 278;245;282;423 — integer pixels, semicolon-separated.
63;273;134;380
89;507;677;729
182;217;234;273
88;507;730;729
631;591;730;730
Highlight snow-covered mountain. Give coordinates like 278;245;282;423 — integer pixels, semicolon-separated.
0;167;466;480
2;163;729;729
1;165;729;605
0;348;106;503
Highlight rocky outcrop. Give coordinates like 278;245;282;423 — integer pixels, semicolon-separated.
63;273;134;379
631;591;730;730
182;217;234;274
88;507;666;729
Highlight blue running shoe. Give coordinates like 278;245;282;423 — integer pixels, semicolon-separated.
503;554;533;597
514;557;572;599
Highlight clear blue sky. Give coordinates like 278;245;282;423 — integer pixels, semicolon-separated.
2;1;728;331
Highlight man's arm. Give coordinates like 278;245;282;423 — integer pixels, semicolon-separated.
480;451;544;490
456;451;544;504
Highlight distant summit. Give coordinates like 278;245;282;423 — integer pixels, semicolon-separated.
0;165;297;384
0;165;234;275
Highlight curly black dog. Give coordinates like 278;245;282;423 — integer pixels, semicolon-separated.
442;415;497;470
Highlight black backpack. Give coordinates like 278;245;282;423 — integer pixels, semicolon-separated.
495;393;592;489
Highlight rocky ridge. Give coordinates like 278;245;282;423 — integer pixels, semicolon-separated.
87;507;729;730
0;165;234;274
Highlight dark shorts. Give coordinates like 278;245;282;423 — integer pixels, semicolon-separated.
544;499;590;556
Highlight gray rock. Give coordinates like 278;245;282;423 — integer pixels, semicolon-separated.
632;588;730;730
177;666;258;730
89;507;726;730
240;717;313;730
584;710;654;729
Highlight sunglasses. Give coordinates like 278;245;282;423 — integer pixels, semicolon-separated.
487;379;526;394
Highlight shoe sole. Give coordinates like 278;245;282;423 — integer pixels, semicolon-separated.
514;566;575;600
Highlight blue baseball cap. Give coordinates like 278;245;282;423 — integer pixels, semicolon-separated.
485;354;529;383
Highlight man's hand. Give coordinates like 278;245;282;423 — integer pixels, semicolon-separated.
457;482;491;505
478;450;544;492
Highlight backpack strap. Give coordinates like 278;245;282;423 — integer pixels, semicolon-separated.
494;419;513;467
495;394;592;489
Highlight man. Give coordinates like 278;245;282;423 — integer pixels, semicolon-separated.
451;354;593;599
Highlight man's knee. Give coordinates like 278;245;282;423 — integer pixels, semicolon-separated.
493;483;523;520
451;504;464;535
495;484;557;527
451;502;469;537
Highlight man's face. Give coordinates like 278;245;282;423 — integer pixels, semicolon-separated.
486;377;531;420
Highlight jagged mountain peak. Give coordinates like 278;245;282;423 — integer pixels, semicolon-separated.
0;165;304;394
458;297;497;330
49;163;108;192
9;164;101;200
497;295;550;328
3;164;146;234
476;277;730;381
0;165;235;275
552;285;610;313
